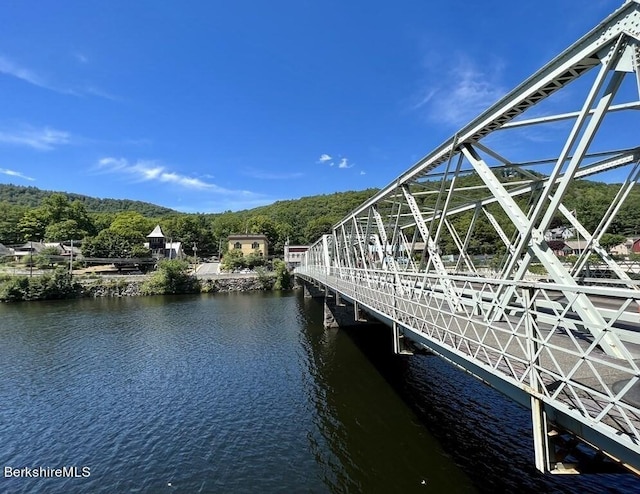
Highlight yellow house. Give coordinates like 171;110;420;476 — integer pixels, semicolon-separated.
227;234;269;257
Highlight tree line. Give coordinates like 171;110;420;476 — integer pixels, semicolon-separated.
0;187;379;259
0;177;638;263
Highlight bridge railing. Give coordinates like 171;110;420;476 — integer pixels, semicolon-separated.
296;264;640;460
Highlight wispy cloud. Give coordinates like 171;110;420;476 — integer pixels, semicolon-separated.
74;52;89;64
360;171;366;175
414;55;506;127
0;168;35;181
0;54;116;99
97;157;218;190
0;56;53;91
0;127;71;151
96;156;274;213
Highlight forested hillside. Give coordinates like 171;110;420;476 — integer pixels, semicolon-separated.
0;184;176;216
0;177;638;261
0;185;379;258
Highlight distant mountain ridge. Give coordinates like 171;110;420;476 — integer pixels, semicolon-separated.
0;184;177;217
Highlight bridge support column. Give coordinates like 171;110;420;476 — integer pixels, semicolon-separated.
392;321;413;355
323;297;339;329
354;301;366;322
525;287;577;474
322;292;379;329
303;281;324;299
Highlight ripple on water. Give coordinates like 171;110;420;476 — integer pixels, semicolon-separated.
4;293;635;493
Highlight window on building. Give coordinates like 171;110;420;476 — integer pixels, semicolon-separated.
234;242;241;250
251;242;259;249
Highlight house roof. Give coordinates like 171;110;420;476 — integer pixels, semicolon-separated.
563;240;587;249
228;234;269;242
0;243;12;256
147;225;165;238
16;242;47;252
547;240;569;251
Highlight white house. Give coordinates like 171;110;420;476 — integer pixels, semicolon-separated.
144;225;185;259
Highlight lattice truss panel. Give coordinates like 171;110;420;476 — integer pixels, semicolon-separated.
299;1;640;470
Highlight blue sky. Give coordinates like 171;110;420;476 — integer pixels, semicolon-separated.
0;1;627;213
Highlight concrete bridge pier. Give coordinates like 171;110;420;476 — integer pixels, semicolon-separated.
322;290;384;331
303;280;325;299
392;321;414;356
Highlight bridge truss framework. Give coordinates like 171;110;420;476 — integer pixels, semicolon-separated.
297;1;640;475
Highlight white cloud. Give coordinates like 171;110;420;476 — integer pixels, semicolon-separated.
0;56;51;90
415;55;507;127
338;158;353;169
97;157;217;190
360;171;366;175
0;127;71;151
315;153;358;170
0;168;35;181
0;54;116;99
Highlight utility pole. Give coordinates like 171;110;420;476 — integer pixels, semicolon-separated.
69;239;74;277
193;242;198;274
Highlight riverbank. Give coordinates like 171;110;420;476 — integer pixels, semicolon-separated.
83;274;278;298
0;269;296;302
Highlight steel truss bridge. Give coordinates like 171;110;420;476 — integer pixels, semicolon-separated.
296;1;640;476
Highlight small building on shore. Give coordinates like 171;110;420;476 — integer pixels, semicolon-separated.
13;241;47;261
227;234;269;257
284;243;309;269
144;225;185;259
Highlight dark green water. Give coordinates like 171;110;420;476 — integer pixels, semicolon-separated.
1;291;638;493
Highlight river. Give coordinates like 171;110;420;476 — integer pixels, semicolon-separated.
0;291;638;493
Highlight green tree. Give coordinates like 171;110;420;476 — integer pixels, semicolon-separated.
34;246;63;269
600;233;626;251
82;230;136;259
221;249;245;271
18;209;48;241
304;216;337;244
0;202;26;244
109;212;154;243
273;259;291;290
141;259;199;295
91;212;117;232
44;219;88;242
210;214;243;255
161;214;215;257
245;250;266;268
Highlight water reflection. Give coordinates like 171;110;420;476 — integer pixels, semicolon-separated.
0;291;637;494
297;294;477;493
316;296;640;494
